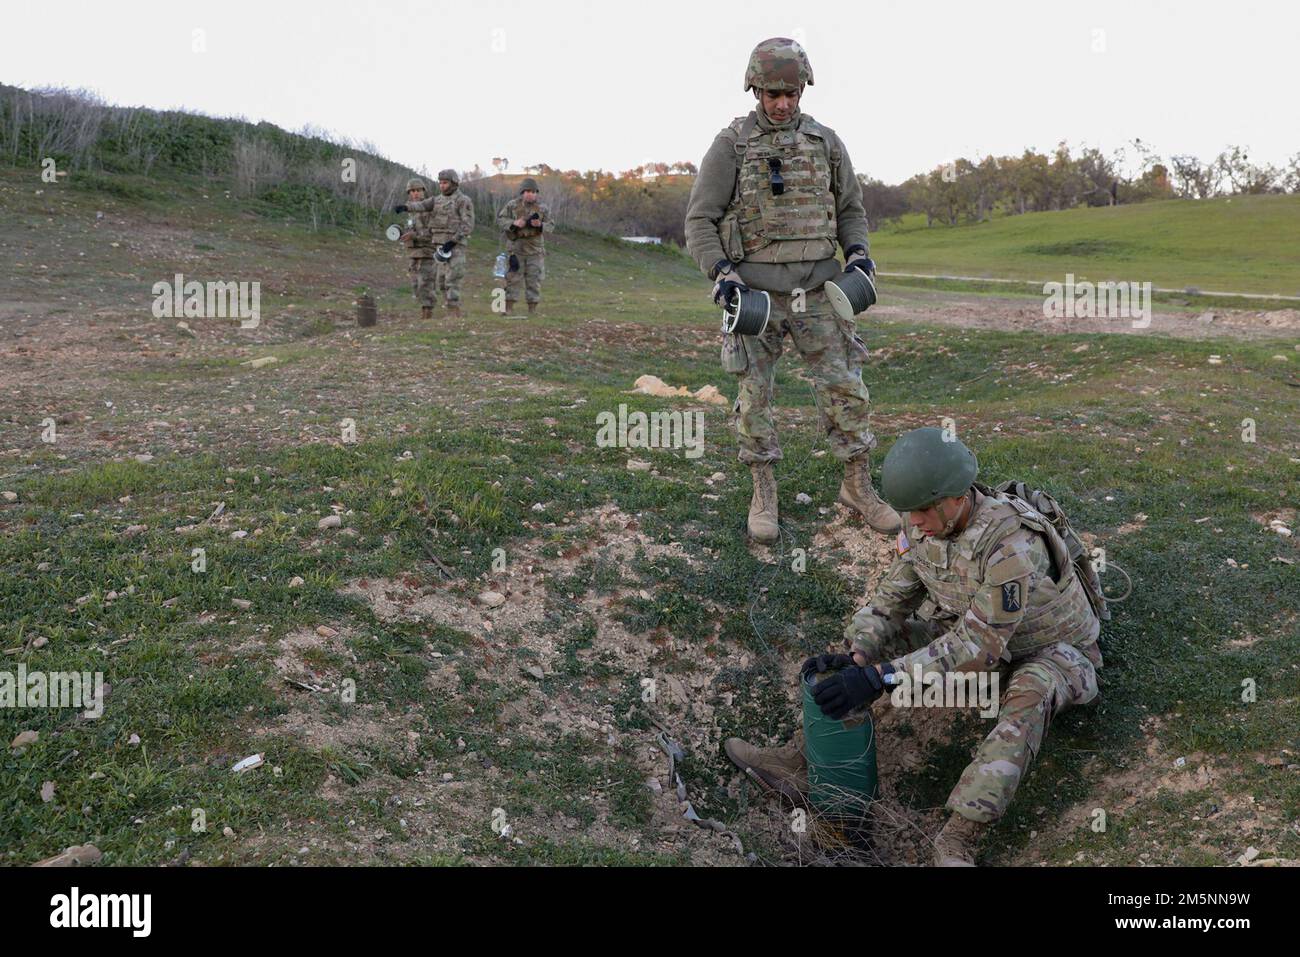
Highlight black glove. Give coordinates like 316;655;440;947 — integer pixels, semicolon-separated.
527;213;541;226
508;254;520;273
439;241;456;255
811;664;887;719
800;653;855;682
847;256;877;277
713;278;744;306
393;204;408;214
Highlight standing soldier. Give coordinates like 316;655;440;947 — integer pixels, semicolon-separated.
685;38;899;543
496;177;552;316
394;169;475;318
725;428;1105;866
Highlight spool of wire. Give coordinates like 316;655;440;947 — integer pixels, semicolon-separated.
721;287;771;337
824;263;878;322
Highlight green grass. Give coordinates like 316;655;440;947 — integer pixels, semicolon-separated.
874;195;1300;296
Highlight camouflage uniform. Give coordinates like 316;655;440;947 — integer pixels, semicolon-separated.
404;169;475;307
497;191;552;305
845;487;1103;823
685;105;877;464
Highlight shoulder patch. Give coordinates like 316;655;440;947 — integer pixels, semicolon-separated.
1000;581;1022;613
896;530;910;556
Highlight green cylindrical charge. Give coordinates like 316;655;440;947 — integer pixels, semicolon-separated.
802;670;879;819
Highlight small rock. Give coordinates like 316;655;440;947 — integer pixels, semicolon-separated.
522;664;545;681
128;734;141;747
10;730;38;753
1;491;16;503
479;591;506;608
531;502;546;512
37;562;51;571
40;781;56;803
122;524;148;537
223;826;235;837
318;515;342;529
795;492;813;505
231;598;252;610
1174;756;1186;768
1237;846;1259;865
441;772;454;782
626;459;652;472
315;625;339;639
709;472;726;482
32;843;102;867
134;453;154;463
288;576;305;588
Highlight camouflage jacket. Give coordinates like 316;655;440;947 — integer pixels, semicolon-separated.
403;187;475;258
846;490;1101;677
497;197;553;255
684;109;869;294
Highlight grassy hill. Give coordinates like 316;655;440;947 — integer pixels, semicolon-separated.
2;158;1298;868
872;195;1300;297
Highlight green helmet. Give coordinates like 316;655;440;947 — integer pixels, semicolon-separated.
519;177;539;193
880;427;979;512
405;177;427;193
437;168;459;185
744;37;814;92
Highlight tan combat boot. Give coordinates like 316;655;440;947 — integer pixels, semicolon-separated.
447;303;462;319
724;730;808;806
932;812;988;866
420;306;433;320
838;454;902;534
747;462;779;543
527;302;538;314
504;299;518;317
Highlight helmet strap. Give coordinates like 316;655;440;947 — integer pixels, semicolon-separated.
936;489;974;538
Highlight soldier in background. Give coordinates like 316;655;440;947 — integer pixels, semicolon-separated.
394;177;437;319
496;177;552;316
685;38;899;544
725;428;1105;866
394;169;475;318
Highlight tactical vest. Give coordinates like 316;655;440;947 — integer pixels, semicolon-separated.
909;493;1100;658
723;112;840;264
509;199;545;239
422;192;463;243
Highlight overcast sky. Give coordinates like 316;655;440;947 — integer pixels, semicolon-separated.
4;0;1296;183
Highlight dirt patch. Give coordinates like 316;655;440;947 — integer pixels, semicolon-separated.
877;291;1300;341
1010;715;1300;865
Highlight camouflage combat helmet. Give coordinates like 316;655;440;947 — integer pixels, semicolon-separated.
744;37;815;92
405;177;427;193
880;427;979;511
519;176;540;193
437;168;459;185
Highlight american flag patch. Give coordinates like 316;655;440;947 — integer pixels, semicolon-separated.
896;531;910;556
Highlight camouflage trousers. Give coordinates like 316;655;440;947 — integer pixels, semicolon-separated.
410;248;467;307
410;257;438;307
723;287;876;464
853;618;1102;824
504;253;545;303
